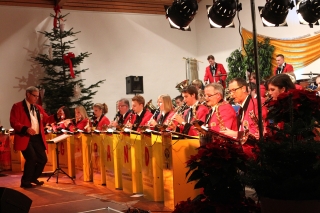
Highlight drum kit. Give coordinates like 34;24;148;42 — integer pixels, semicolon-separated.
301;71;320;90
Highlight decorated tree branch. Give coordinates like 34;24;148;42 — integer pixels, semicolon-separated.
33;10;105;115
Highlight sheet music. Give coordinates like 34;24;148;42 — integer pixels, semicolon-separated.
47;134;70;143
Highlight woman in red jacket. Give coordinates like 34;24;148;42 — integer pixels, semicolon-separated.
91;103;110;131
68;105;90;132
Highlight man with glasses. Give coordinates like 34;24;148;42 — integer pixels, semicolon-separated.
221;78;262;140
203;83;237;133
10;86;64;188
175;85;209;136
110;98;132;128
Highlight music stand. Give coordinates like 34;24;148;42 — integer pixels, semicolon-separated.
47;134;75;183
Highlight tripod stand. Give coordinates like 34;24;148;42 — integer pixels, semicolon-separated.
47;142;74;183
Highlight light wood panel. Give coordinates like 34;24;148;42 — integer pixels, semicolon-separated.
0;0;201;15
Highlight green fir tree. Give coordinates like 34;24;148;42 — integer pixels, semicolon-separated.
34;12;105;115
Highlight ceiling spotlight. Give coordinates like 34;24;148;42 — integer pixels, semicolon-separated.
259;0;294;27
296;0;320;28
207;0;242;28
165;0;198;31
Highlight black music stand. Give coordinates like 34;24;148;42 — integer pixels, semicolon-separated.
47;134;75;183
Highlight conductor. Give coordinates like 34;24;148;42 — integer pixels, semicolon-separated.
10;86;64;188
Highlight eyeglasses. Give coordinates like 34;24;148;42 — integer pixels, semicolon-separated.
119;105;127;107
204;93;218;98
29;93;39;98
228;86;243;93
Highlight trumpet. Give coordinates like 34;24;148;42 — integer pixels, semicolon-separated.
167;103;188;127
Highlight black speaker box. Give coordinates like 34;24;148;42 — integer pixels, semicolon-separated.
0;187;32;213
126;76;144;94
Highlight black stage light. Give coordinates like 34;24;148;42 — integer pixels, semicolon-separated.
165;0;198;31
207;0;242;28
296;0;320;27
259;0;294;27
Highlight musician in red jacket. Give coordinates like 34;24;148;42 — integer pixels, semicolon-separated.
10;86;64;188
110;98;132;128
221;78;265;139
91;103;110;131
221;78;268;157
203;83;237;133
149;95;175;131
175;85;209;136
127;95;153;132
273;54;294;76
204;55;227;88
65;105;90;132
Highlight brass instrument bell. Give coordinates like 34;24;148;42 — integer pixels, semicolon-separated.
175;79;189;93
145;99;157;114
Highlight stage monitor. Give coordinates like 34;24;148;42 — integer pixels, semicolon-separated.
126;76;144;94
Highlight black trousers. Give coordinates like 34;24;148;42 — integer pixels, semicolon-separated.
21;135;47;182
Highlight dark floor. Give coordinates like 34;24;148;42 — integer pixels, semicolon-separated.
0;170;173;213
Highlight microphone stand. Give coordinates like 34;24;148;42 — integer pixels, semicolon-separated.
250;0;264;142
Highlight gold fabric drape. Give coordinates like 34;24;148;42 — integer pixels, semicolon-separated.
242;28;320;71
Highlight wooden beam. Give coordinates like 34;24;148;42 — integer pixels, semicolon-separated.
58;0;68;7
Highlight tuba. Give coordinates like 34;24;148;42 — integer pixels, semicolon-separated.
145;99;157;114
176;79;189;93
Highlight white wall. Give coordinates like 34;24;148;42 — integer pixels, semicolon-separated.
0;6;197;127
1;1;319;128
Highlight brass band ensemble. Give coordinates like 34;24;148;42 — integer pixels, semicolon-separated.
8;54;320;190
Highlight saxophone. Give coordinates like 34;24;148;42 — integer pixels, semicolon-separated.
240;110;259;144
215;103;226;131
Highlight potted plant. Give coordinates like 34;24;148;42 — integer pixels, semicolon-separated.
173;136;260;213
226;38;274;82
243;89;320;213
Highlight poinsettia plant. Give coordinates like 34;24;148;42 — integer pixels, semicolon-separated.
173;137;260;213
243;89;320;200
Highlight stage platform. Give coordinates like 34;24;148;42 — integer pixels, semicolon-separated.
0;170;172;213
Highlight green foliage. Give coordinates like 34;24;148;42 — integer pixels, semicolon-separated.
226;38;274;83
33;13;105;115
243;90;320;200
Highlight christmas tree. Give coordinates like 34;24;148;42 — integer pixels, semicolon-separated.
34;9;105;115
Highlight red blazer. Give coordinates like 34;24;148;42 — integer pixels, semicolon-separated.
130;110;153;132
260;84;266;98
206;102;237;132
156;110;175;125
273;63;294;76
69;118;90;132
180;104;209;136
10;100;57;151
96;116;110;131
204;63;227;87
239;96;267;136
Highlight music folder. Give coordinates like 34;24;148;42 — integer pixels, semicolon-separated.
47;134;71;144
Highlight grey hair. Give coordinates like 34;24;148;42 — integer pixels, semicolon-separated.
26;86;39;94
205;83;224;99
118;98;130;108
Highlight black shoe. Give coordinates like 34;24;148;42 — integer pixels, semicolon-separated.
20;182;34;188
31;179;44;186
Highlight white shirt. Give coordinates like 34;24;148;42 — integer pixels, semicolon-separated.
26;100;40;134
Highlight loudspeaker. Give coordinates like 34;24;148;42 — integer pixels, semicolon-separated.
0;187;32;213
126;76;144;94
